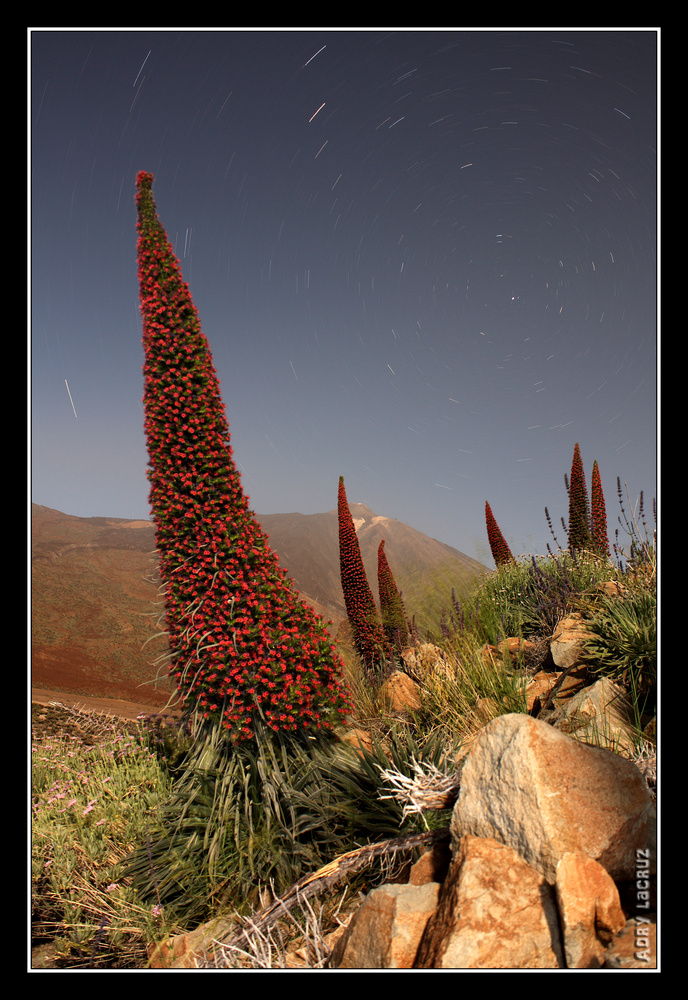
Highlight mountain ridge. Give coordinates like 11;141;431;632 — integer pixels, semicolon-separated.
31;502;491;705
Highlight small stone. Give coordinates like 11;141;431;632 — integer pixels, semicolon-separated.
409;841;452;886
378;670;421;713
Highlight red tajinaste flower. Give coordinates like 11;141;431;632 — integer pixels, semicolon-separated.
136;171;351;742
377;539;409;650
484;501;515;567
567;443;592;553
590;459;610;558
337;476;391;672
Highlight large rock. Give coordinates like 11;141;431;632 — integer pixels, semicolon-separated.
450;713;655;882
414;835;565;968
329;881;440;969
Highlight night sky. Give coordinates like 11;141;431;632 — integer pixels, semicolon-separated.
30;29;658;565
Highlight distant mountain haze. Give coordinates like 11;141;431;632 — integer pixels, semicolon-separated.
31;503;491;705
260;503;489;628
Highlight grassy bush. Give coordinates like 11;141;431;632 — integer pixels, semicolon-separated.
121;707;456;930
576;481;656;729
441;549;622;645
413;632;528;752
578;586;657;721
31;709;180;967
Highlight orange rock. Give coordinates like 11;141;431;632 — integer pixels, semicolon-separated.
415;836;565;968
379;670;421;712
555;851;626;968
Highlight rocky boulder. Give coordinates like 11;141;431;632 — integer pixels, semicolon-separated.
550;612;596;670
554;851;627;968
328;714;656;969
330;881;441;969
552;677;640;753
414;835;565;968
450;713;655;882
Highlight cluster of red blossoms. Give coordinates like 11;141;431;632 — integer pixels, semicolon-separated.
135;171;351;741
484;501;515;567
337;476;391;671
567;444;610;557
377;539;409;649
567;442;591;553
590;459;610;558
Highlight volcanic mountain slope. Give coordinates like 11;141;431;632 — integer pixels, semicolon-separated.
31;503;491;702
31;504;171;706
258;503;490;633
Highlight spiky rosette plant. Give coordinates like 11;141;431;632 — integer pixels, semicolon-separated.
485;501;515;567
567;443;592;553
377;539;409;650
337;476;391;672
590;459;611;558
136;171;350;742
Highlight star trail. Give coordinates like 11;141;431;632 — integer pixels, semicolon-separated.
30;28;658;562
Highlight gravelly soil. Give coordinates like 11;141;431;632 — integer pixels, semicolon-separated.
31;687;180;722
31;701;147;745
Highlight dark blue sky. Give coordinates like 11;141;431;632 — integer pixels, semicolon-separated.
30;29;658;564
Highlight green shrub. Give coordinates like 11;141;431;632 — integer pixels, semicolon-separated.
414;633;527;749
122;716;454;928
455;550;618;644
578;588;657;718
31;712;176;967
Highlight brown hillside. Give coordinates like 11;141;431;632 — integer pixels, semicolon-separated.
31;503;490;705
31;504;171;707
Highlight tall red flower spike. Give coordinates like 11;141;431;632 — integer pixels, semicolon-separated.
337;477;391;671
567;443;591;553
590;459;610;558
136;171;350;741
485;501;515;567
377;539;409;650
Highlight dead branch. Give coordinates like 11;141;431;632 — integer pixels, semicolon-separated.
212;827;450;956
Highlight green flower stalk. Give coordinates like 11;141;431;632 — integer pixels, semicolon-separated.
485;501;515;567
590;459;611;558
136;171;351;742
377;539;409;650
337;476;391;671
567;443;592;553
